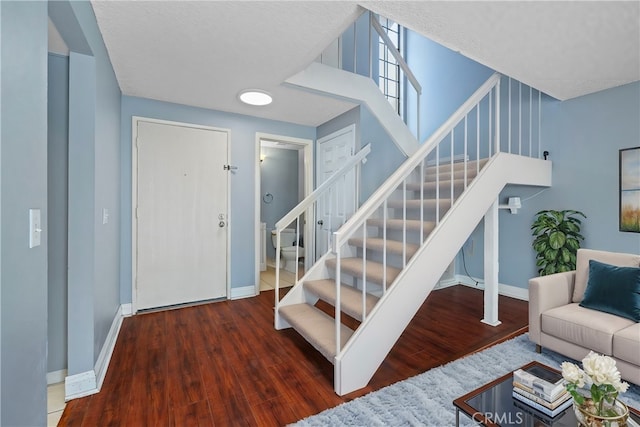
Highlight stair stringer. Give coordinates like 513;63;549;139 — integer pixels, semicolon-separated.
285;62;419;157
333;153;552;395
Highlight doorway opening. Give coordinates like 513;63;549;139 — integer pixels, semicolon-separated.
254;133;313;294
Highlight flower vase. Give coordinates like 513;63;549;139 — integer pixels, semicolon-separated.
574;398;629;427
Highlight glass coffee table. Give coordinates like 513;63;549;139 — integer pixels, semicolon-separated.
453;361;640;426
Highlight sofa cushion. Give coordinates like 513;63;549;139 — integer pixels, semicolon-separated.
613;323;640;366
541;303;635;355
573;249;640;303
580;260;640;322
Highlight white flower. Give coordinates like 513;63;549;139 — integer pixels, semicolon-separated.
613;379;629;394
562;352;627;416
562;361;586;387
582;352;620;386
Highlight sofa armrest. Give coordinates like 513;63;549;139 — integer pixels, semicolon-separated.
528;271;576;345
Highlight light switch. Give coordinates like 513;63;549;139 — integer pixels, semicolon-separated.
29;208;42;248
102;208;109;225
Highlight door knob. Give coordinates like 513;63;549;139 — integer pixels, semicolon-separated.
219;221;225;228
317;220;324;225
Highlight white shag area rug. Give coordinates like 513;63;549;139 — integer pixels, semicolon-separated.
292;334;640;426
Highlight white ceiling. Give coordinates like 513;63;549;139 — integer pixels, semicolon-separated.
90;1;640;127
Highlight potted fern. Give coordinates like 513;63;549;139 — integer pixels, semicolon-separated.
531;209;586;276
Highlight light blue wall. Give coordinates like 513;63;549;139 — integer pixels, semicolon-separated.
1;2;48;425
340;11;374;78
317;106;360;145
48;53;69;374
71;0;122;366
461;82;640;288
360;105;406;202
260;147;300;260
405;31;494;142
120;96;316;299
67;51;96;375
50;0;122;378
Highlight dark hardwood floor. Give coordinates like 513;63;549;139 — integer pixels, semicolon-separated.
59;285;528;426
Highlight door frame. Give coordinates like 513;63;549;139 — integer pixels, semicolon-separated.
131;116;231;313
254;132;313;295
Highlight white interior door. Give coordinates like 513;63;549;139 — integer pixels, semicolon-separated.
136;120;228;310
316;125;356;256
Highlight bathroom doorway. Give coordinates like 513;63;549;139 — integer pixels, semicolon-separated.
254;133;313;295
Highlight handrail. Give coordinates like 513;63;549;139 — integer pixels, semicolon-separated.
332;73;501;252
275;144;371;231
274;143;371;314
370;16;421;95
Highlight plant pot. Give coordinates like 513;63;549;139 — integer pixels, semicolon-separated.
574;398;629;427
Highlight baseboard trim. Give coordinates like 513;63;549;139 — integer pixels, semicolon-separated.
94;304;127;391
65;303;129;401
230;285;256;300
47;369;67;385
65;371;97;401
455;275;529;301
434;277;459;289
121;303;133;316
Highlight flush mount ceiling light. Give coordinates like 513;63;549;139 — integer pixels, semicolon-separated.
238;89;272;106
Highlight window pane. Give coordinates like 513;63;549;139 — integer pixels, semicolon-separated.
388;65;398;81
388;82;397;98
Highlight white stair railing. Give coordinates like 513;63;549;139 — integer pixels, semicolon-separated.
273;144;371;310
327;72;545;357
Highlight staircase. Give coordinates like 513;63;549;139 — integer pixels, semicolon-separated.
272;12;552;396
279;159;486;356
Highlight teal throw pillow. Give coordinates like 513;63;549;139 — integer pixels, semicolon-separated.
579;259;640;322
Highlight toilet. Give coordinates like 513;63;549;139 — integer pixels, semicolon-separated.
271;229;304;274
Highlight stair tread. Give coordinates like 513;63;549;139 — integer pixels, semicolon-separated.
405;177;468;191
305;279;379;321
387;198;453;209
367;219;435;234
424;158;488;174
279;303;353;362
325;257;401;286
348;237;419;258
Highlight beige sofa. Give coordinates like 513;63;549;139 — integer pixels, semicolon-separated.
529;248;640;385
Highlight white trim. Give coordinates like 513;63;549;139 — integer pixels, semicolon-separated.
65;371;97;401
131;116;231;313
64;303;130;401
434;277;459;289
121;303;132;316
254;133;313;296
94;305;125;391
230;285;256;300
47;369;67;385
455;274;529;301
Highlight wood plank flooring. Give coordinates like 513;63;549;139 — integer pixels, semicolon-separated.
58;285;528;426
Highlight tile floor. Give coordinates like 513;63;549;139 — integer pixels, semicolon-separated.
47;382;65;426
259;261;303;291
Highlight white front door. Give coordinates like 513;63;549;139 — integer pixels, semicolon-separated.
135;120;228;310
315;125;356;256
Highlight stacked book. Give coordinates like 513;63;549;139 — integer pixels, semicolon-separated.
512;365;572;417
